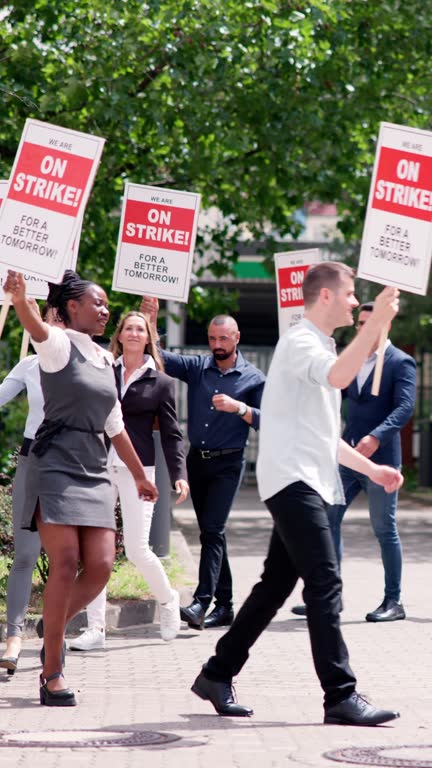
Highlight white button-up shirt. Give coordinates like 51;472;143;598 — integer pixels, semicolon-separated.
257;318;344;505
356;339;391;393
108;354;156;467
0;355;44;439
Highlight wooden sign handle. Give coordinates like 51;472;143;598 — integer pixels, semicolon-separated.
19;329;30;360
371;325;388;396
0;293;12;339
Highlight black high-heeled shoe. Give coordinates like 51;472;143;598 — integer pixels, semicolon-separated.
36;619;66;667
39;672;76;707
0;655;19;676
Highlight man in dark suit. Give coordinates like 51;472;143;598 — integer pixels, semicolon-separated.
292;301;416;622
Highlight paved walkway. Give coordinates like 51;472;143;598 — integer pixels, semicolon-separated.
0;485;431;767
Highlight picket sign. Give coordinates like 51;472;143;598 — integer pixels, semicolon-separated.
371;325;389;396
112;182;201;303
19;329;30;360
0;118;97;352
0;293;11;339
358;121;432;394
0;118;104;283
274;249;322;335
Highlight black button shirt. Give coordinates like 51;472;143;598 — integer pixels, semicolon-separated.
162;349;265;450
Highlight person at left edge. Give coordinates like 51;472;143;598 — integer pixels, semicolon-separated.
4;269;158;707
0;304;61;675
141;297;266;630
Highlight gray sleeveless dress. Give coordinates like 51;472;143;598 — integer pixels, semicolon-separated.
22;342;118;531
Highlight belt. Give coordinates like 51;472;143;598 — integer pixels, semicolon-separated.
32;419;104;458
197;448;243;460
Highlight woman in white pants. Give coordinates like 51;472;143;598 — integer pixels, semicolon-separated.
69;311;189;649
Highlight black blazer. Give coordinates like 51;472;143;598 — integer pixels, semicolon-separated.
114;365;187;486
342;343;416;466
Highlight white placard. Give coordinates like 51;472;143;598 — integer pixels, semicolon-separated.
112;182;201;302
0;180;84;300
275;249;322;335
358;121;432;295
0;180;48;299
0;119;104;282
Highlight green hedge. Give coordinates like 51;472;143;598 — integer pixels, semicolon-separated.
0;458;126;601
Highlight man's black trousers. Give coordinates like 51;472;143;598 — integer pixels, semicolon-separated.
205;480;357;706
186;448;244;611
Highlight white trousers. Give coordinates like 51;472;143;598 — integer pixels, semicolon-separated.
86;465;171;629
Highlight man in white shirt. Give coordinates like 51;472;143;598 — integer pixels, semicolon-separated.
292;301;416;622
191;262;403;726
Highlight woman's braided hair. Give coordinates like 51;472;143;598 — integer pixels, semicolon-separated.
47;270;97;326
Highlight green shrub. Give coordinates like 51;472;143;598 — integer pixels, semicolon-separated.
0;396;28;478
0;464;127;601
0;485;14;558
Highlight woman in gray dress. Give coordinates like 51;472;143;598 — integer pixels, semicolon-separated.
3;269;158;707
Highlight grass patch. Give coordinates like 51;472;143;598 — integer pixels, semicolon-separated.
107;548;190;600
0;546;191;619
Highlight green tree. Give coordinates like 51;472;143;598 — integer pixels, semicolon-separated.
0;0;431;335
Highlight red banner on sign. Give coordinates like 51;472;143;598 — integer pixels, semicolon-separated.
8;143;94;217
278;265;310;307
372;147;432;222
122;200;196;252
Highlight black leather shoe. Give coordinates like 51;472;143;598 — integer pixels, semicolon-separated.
204;606;234;628
191;670;253;716
324;692;400;726
180;601;206;629
365;598;406;622
292;598;344;617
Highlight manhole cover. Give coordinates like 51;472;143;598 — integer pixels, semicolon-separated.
324;745;432;767
0;729;181;749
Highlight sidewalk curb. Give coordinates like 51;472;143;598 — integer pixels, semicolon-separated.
0;515;196;641
400;489;432;507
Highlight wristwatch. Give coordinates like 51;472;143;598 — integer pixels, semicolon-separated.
237;402;247;417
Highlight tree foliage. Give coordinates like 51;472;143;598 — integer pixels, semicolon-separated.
0;0;432;335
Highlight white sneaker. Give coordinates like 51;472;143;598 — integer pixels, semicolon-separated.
69;627;106;651
159;589;180;642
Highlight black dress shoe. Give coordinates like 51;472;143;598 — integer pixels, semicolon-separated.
191;670;253;716
292;598;344;617
324;692;400;726
204;606;234;628
180;601;206;629
365;598;406;623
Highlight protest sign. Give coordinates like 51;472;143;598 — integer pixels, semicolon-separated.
0;119;104;282
0;180;83;302
112;183;201;302
275;249;321;335
358;121;432;295
0;181;46;337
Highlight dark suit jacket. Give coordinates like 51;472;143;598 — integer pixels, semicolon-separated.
114;365;187;486
342;343;416;467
